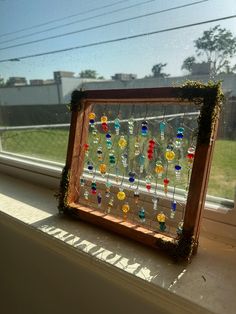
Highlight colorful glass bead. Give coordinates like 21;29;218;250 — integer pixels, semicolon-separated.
147;139;155;160
177;220;184;236
152;197;159;211
102;123;108;132
163;178;169;194
114;118;121;135
89;112;96;127
105;133;112;149
122;202;130;219
118;135;127;149
145;175;152;192
91;181;97;194
109;151;116;166
121;152;128;168
117;190;126;201
99;163;107;176
101;115;108;123
170;200;177;219
176;127;184;148
107;196;114;213
105;181;112;197
139;155;145;173
84;189;89;200
138;208;145;222
84;143;89;157
97;146;103;161
134;190;140;204
128;171;135;184
92;129;99;144
87;162;94;173
141;120;148;136
101;115;108;132
175;165;182;181
157;211;166;231
128;118;134;134
80;176;85;187
159;121;166;140
187;147;195;165
134;138;141;156
97;193;102;207
165;149;175;162
155;162;164;178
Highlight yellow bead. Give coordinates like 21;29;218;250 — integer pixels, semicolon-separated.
118;136;127;149
101;115;108;123
165;151;175;161
117;191;126;200
99;164;106;174
122;203;130;213
155;164;164;174
89;112;96;120
157;213;166;222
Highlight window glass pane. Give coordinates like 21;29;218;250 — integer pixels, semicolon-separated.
0;0;235;202
0;100;70;163
208;96;236;201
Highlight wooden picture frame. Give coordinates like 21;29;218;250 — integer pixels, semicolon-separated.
58;84;222;260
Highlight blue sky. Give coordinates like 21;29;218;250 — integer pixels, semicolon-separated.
0;0;235;80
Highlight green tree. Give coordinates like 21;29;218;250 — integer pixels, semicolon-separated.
181;56;196;73
182;25;236;75
151;63;169;78
79;69;104;79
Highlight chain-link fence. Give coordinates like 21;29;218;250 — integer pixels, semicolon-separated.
0;124;70;163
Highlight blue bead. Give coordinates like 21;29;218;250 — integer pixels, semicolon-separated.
177;133;183;139
171;201;177;211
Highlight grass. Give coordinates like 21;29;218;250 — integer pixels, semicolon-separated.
2;129;69;163
1;129;235;200
208;140;236;199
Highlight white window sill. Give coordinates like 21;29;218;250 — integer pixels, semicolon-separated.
0;171;236;314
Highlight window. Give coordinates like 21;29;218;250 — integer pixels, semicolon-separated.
0;0;235;216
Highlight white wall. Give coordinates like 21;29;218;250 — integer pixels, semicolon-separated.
0;84;59;106
81;74;236;96
1;74;235;107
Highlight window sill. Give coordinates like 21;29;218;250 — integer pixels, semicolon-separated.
0;152;235;239
0;172;236;314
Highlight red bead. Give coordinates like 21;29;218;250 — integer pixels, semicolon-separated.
149;139;155;145
102;123;108;132
148;154;153;160
146;184;151;190
91;190;97;194
147;148;153;154
84;143;89;150
163;178;169;185
187;153;194;159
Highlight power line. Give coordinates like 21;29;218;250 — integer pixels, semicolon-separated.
0;0;209;51
1;14;235;63
0;0;131;39
0;0;156;44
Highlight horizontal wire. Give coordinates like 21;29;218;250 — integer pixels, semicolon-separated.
0;0;208;51
0;0;132;38
1;14;235;63
0;0;156;44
